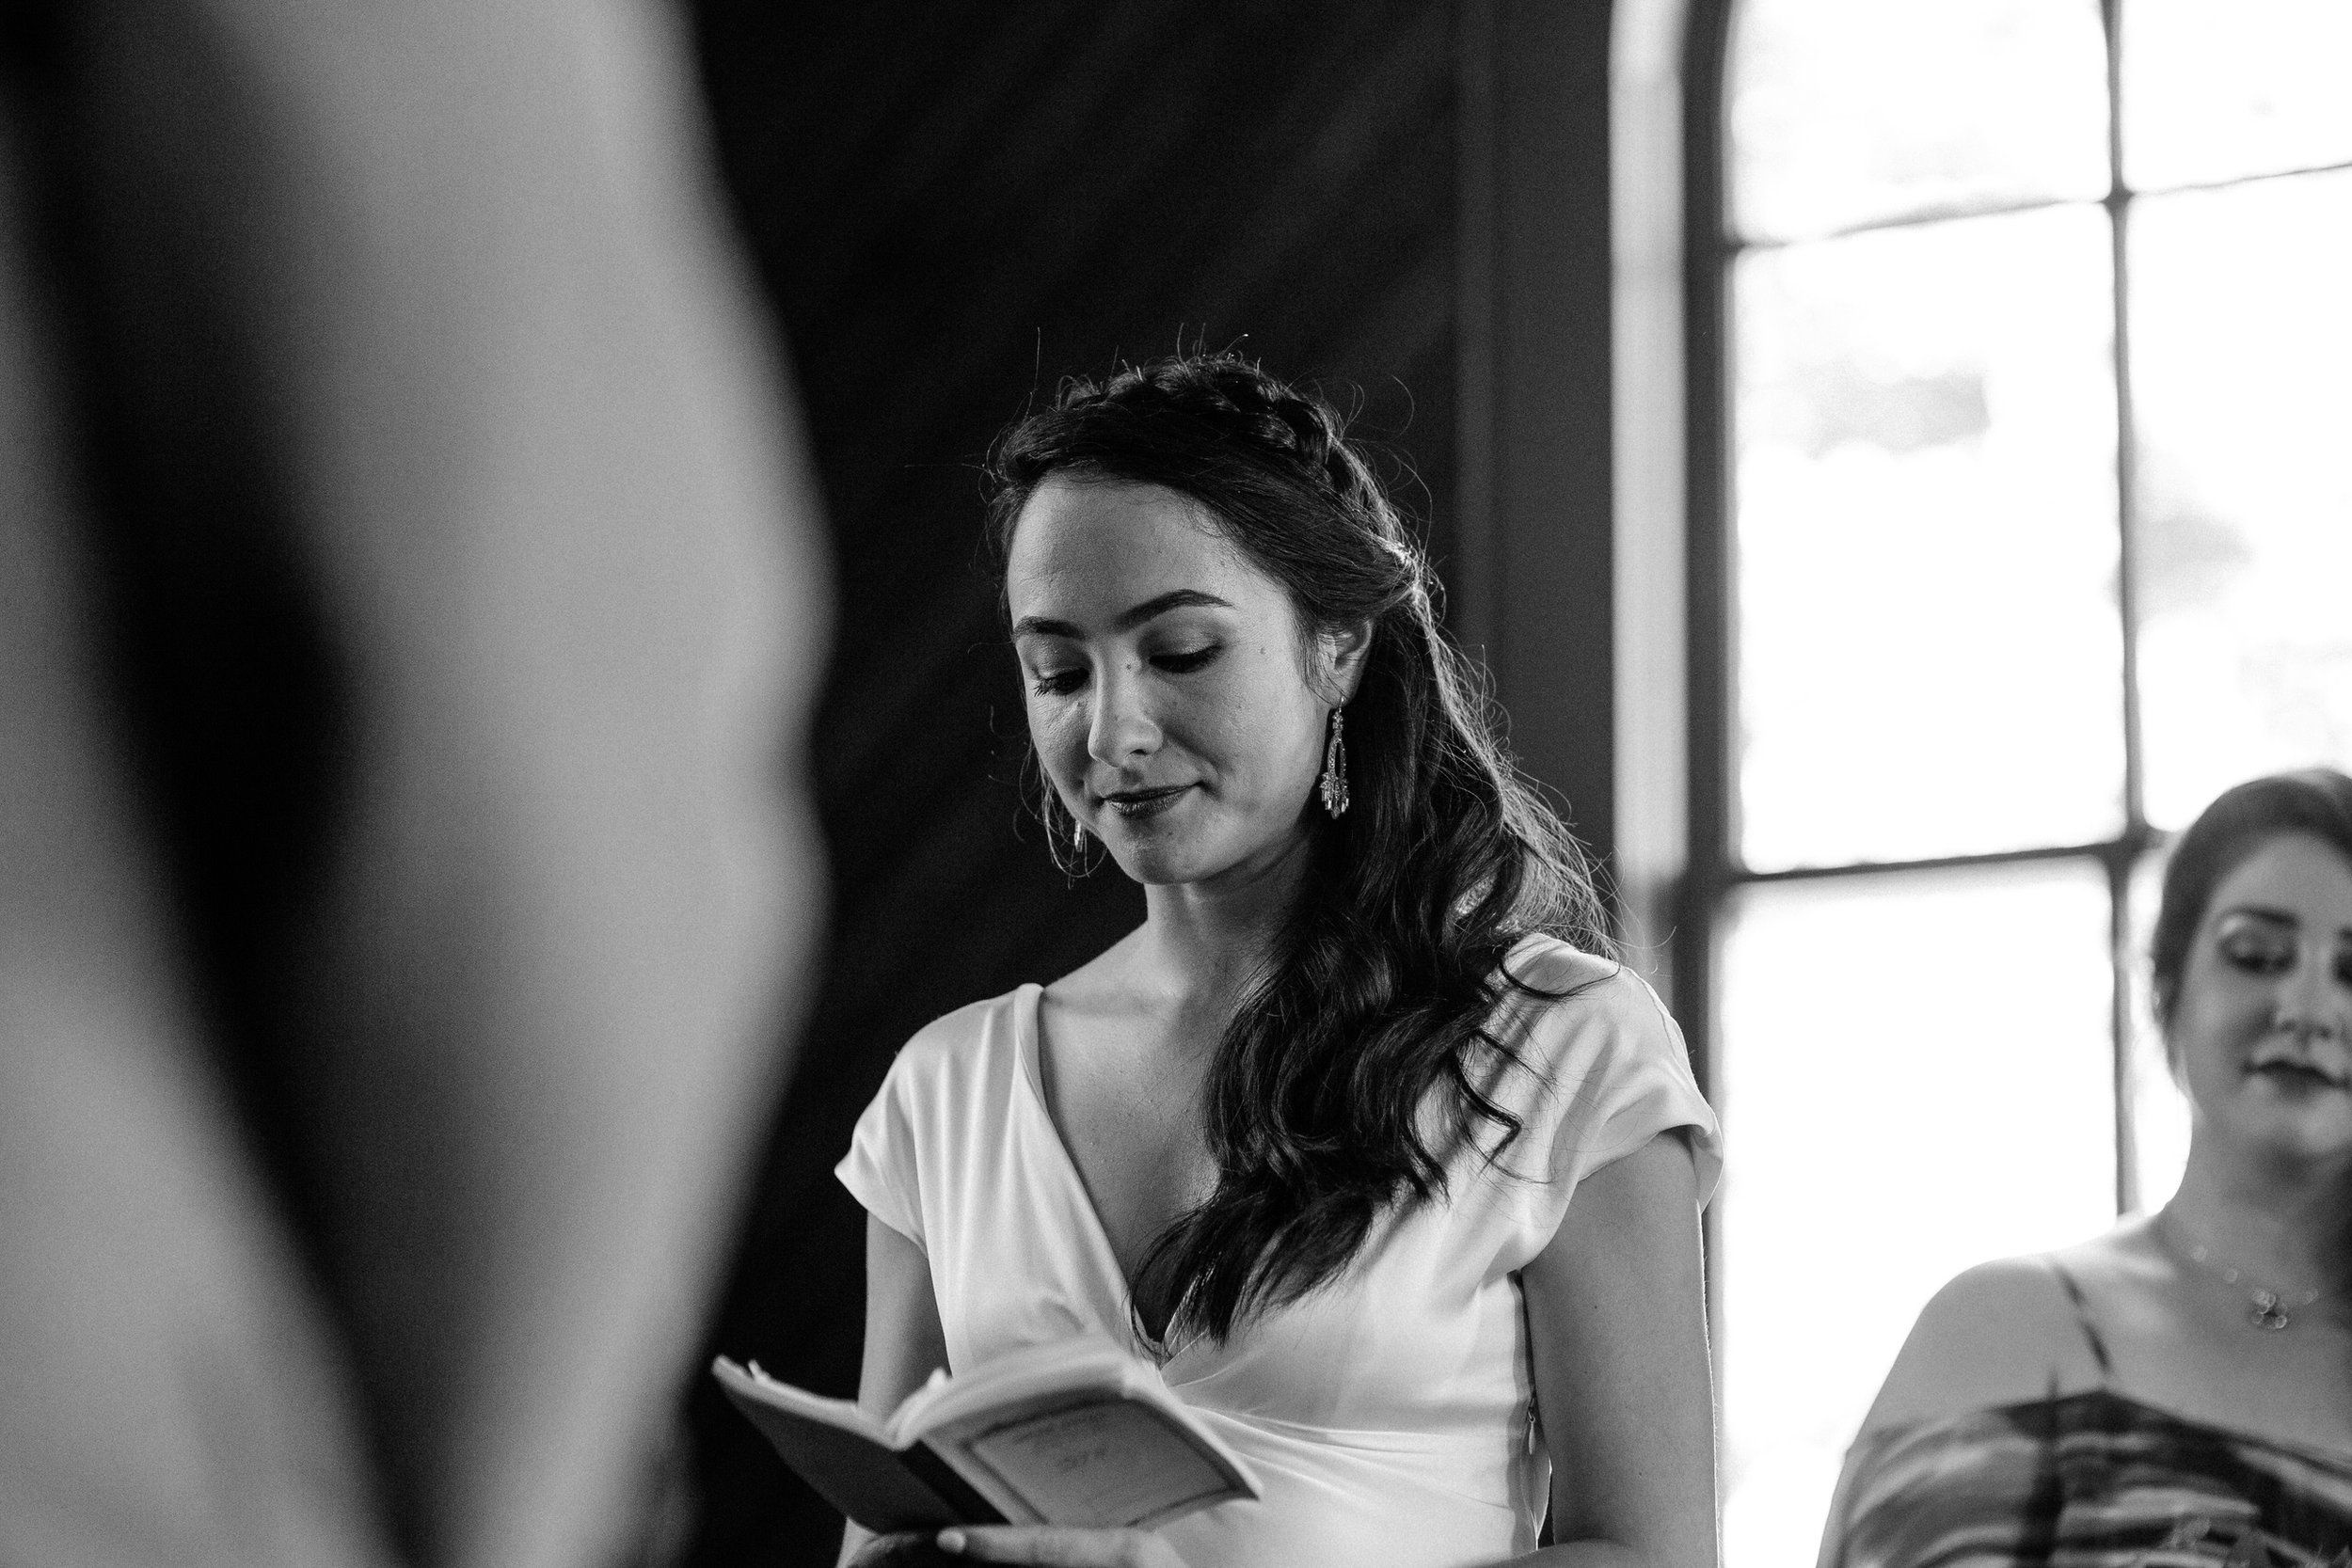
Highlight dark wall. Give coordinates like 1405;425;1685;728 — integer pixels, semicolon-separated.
677;5;1464;1563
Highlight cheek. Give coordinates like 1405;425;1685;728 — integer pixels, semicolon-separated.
1027;699;1089;777
1194;670;1320;791
2171;966;2272;1076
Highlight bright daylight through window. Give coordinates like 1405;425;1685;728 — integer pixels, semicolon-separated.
1705;3;2352;1564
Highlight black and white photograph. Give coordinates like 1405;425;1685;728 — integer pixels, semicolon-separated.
3;4;2348;1568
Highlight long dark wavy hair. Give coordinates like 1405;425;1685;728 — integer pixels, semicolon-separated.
2147;767;2352;1306
984;352;1615;1345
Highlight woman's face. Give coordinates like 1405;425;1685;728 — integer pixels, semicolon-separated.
2169;832;2352;1169
1005;476;1355;889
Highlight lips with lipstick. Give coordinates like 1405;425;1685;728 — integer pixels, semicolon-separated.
1100;784;1193;820
2246;1040;2352;1092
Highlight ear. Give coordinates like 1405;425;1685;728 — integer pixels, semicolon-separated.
1314;619;1376;706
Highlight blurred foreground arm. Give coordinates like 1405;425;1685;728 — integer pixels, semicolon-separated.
0;1;828;1565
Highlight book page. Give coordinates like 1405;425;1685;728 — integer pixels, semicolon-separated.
959;1399;1238;1529
897;1337;1129;1436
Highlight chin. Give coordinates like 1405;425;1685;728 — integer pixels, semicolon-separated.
2222;1092;2352;1167
1101;816;1295;888
1105;843;1203;885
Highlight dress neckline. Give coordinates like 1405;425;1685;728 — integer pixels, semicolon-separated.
1010;983;1205;1363
2039;1251;2352;1468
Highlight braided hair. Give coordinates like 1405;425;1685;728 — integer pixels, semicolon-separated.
984;352;1613;1345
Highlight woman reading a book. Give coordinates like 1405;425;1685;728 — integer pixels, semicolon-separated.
836;352;1722;1568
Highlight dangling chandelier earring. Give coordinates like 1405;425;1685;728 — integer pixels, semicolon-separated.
1318;707;1350;817
1041;777;1095;878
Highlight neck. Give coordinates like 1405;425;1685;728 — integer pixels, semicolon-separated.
1133;828;1317;1011
2162;1135;2346;1293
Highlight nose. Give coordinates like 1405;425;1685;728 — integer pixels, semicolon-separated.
1087;658;1162;768
2274;949;2348;1041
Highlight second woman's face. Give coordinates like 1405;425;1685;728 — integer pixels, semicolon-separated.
2170;832;2352;1167
1005;476;1341;889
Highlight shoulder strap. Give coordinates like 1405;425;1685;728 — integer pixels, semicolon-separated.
2042;1255;2115;1388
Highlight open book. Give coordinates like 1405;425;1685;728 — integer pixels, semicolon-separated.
712;1337;1259;1535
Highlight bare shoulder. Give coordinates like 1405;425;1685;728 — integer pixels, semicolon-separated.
1858;1251;2106;1434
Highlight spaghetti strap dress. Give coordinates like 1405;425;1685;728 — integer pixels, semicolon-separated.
1818;1258;2352;1568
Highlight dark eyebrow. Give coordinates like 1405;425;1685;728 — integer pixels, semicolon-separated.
1010;589;1234;641
2218;906;2352;945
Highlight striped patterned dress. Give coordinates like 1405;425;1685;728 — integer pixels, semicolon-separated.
1821;1255;2352;1568
1819;1387;2352;1567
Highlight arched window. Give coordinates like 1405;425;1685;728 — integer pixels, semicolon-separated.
1663;3;2352;1562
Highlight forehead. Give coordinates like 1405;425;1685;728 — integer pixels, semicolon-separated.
2205;832;2352;928
1005;476;1281;623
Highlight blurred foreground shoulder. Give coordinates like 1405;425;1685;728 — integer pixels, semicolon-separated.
1858;1254;2103;1435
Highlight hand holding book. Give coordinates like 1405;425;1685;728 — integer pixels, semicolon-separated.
713;1336;1258;1538
845;1524;1187;1567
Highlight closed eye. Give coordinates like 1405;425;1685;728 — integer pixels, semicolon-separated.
1029;667;1086;697
1152;645;1221;674
2221;938;2295;974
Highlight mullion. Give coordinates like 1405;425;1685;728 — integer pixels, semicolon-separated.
2105;0;2146;1218
2107;0;2145;843
1680;0;1739;1370
1678;0;1737;1109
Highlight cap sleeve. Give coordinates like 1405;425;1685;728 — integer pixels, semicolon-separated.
1477;944;1722;1268
835;1051;926;1251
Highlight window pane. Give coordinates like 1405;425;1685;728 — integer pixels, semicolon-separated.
2124;843;2191;1210
1728;0;2108;244
1735;207;2124;872
2123;0;2352;191
1718;862;2117;1568
2130;171;2352;832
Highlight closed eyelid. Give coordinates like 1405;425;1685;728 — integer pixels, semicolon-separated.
2216;909;2298;937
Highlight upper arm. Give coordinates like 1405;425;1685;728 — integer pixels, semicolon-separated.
1521;1130;1717;1568
858;1212;949;1418
1855;1256;2092;1435
839;1214;949;1566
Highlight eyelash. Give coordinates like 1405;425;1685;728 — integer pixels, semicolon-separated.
2223;945;2293;975
1028;646;1221;697
2217;941;2352;987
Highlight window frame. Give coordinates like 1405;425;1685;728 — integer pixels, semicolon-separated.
1666;0;2162;1244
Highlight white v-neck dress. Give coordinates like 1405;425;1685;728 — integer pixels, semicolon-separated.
836;937;1721;1568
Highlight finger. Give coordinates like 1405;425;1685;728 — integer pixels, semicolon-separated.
857;1534;961;1567
938;1524;1162;1566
